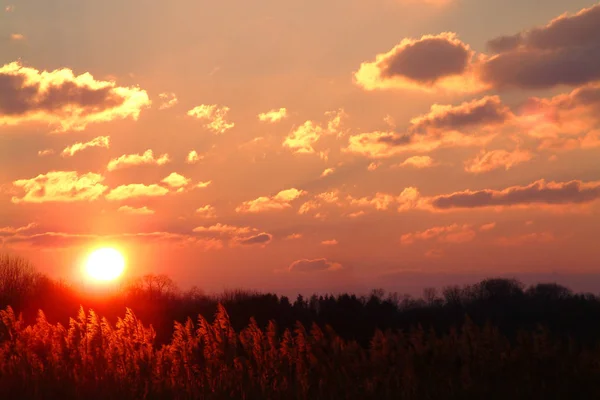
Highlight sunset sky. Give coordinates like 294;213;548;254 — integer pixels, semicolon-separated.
1;0;600;296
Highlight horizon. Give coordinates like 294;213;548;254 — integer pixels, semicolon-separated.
1;0;600;296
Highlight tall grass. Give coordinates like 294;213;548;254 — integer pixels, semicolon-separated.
1;305;600;399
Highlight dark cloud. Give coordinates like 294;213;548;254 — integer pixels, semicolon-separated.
482;3;600;89
237;232;272;246
409;96;512;134
289;258;342;273
381;34;472;83
354;33;481;92
0;62;150;131
431;179;600;210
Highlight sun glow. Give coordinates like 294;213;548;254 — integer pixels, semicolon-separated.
85;248;125;281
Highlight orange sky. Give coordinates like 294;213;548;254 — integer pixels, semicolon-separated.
1;0;600;296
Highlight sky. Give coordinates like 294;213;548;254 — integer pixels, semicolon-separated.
1;0;600;296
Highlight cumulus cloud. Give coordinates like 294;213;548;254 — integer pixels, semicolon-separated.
12;171;107;203
349;192;396;211
368;162;382;171
283;109;345;154
298;190;342;215
235;232;273;246
354;33;484;93
409;96;512;133
61;136;110;157
186;150;203;164
286;233;303;240
464;148;533;173
105;184;169;201
482;3;600;89
345;96;508;158
396;155;436;168
258;108;288;123
195;181;212;189
187;104;234;134
0;62;150;132
518;83;600;151
321;167;335;177
107;149;170;171
195;205;216;218
158;92;178;110
192;223;254;236
117;206;155;215
236;188;306;213
400;224;476;245
289;258;342;273
161;172;191;189
430;179;600;210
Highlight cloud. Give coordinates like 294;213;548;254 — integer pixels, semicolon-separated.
286;233;303;240
349;192;396;211
105;184;169;201
187;104;234;134
235;232;273;246
368;162;382;171
161;172;191;189
236;188;306;213
0;62;150;132
12;171;107;203
9;33;24;41
481;3;600;89
186;150;203;164
107;149;170;171
464;148;533;173
5;231;223;250
195;205;216;218
117;206;155;215
479;222;497;231
298;190;342;215
61;136;110;157
0;222;37;236
345;96;506;158
495;232;557;246
192;223;254;236
354;33;484;93
258;108;288;123
347;211;366;218
321;167;335;177
396;155;436;168
430;179;600;210
158;92;178;110
409;96;513;133
283;109;345;154
518;83;600;151
289;258;342;273
195;181;212;189
321;239;338;246
37;149;54;156
400;224;476;245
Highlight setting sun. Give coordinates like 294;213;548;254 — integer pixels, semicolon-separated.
85;248;125;281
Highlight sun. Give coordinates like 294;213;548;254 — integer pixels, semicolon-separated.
85;247;126;281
